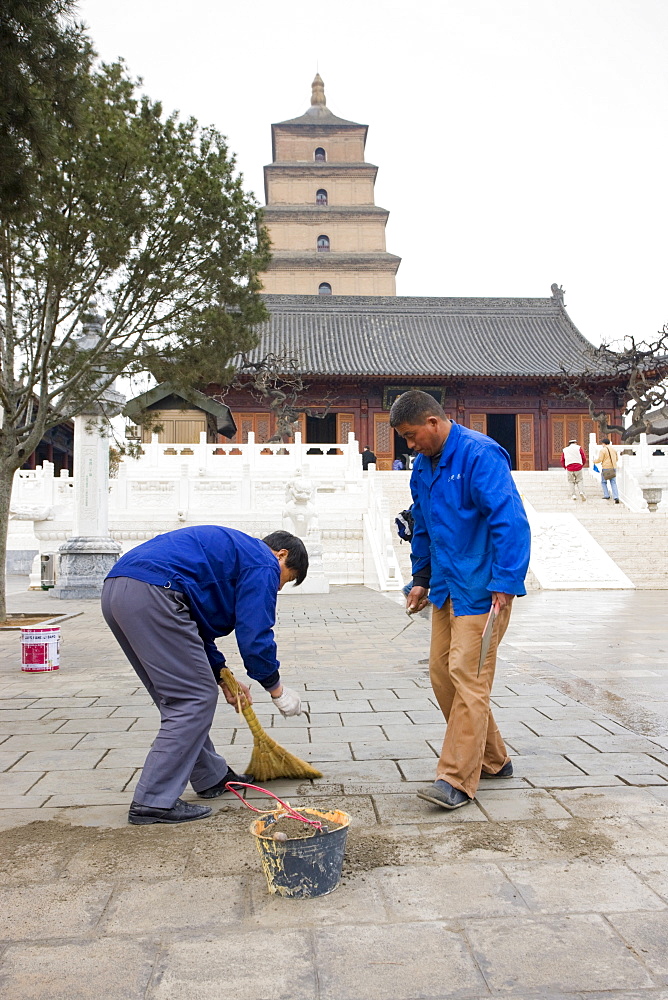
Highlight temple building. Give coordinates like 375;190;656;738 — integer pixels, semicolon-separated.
217;76;620;470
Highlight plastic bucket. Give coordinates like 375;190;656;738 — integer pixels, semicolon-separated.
250;807;350;898
21;627;60;672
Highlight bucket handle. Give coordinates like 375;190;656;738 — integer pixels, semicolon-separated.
225;781;325;831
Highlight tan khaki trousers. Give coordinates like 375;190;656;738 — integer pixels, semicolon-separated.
429;598;511;799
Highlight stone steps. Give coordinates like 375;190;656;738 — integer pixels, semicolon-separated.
513;471;668;589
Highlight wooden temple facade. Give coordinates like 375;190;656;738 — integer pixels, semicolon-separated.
217;290;620;471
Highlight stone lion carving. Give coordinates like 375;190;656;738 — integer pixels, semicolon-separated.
283;471;318;538
9;504;54;521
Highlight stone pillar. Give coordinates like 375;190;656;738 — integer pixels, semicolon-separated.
53;411;122;599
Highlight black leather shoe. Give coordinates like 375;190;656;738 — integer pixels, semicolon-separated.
417;779;471;810
197;767;254;799
128;798;212;825
481;760;514;779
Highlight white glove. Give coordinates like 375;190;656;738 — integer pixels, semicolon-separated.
272;687;302;717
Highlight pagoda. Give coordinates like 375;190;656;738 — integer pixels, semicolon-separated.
261;74;401;295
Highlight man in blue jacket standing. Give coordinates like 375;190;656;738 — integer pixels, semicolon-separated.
390;391;531;810
102;526;308;825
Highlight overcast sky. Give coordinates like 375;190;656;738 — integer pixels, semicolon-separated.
77;0;667;349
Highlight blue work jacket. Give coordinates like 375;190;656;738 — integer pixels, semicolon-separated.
410;422;531;614
106;526;281;688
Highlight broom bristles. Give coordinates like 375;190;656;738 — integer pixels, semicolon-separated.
220;668;322;781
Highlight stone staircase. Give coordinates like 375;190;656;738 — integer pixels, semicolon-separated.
513;470;668;589
376;468;668;590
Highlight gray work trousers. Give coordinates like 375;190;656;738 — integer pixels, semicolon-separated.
101;576;229;808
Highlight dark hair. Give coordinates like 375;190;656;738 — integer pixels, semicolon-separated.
389;390;447;428
602;437;611;444
262;531;309;586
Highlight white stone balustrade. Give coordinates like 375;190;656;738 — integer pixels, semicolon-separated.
8;432;403;592
588;432;668;512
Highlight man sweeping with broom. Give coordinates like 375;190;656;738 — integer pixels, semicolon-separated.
102;526;309;825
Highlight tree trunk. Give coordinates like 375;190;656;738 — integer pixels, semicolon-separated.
0;459;17;623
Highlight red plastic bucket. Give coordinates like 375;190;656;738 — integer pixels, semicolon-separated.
21;627;60;672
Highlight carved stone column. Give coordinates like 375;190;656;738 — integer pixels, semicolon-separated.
53;310;125;599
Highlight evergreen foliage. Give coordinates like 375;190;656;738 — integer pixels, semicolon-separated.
0;16;269;616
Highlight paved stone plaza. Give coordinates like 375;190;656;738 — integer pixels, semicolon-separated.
1;584;668;999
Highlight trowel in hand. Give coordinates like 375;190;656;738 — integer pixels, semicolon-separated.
477;601;499;677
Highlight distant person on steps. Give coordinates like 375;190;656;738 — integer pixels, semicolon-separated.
561;439;587;501
596;437;620;503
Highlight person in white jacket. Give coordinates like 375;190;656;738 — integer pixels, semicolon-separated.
560;439;587;501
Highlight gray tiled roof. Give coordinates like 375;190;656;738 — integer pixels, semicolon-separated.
275;105;365;129
253;294;598;378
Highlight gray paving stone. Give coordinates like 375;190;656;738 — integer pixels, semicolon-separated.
626;855;668;900
0;733;83;752
0;750;26;771
464;913;655;992
607;910;668;978
73;732;153;750
0;882;113;940
341;712;410;727
0;720;66;735
104;876;248;932
403;710;444;725
94;696;153;708
502;858;666;912
647;786;668;804
305;680;363;689
382;723;445;741
303;700;371;714
527;774;625;789
620;773;668;785
29;768;135;794
10;749;106;771
505;736;595;755
0;794;50;809
352;740;436;761
368;698;436;712
522;720;613;737
373;793;488;824
491;754;585;778
578;734;665;753
397;758;437;781
108;704;157;718
565;752;668;774
43;706;116;720
309;725;387;743
310;759;402;785
150;930;316;1000
93;748;147;769
46;792;132;807
0;699;37;709
265;743;354;762
371;862;528;920
56;719;135;734
248;876;388;927
0;709;57;721
360;676;419;688
30;697;97;708
314;921;486;1000
476;788;571;821
552;786;668;818
0;772;43;795
0;939;157;999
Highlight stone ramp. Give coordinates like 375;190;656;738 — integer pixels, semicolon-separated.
374;470;412;583
514;470;668;589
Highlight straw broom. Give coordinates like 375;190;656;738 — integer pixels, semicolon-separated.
220;667;322;781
